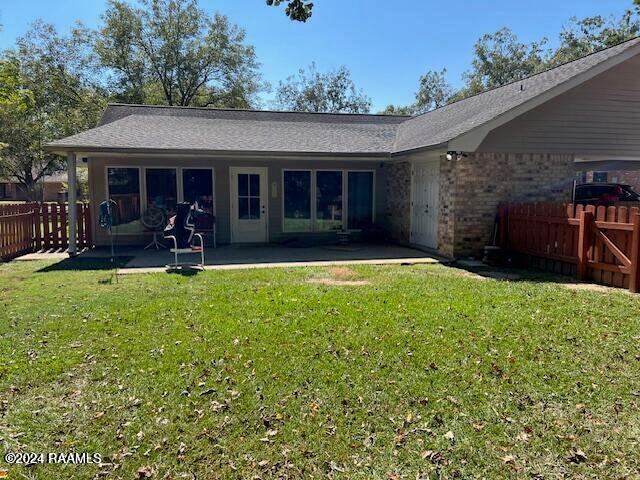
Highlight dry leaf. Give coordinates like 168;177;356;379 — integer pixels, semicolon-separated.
136;465;154;478
567;448;587;464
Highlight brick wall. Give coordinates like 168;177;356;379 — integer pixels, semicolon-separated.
445;153;575;257
381;161;411;243
437;156;456;257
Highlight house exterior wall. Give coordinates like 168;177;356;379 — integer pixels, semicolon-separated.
379;161;411;244
87;155;384;247
444;153;575;257
0;182;62;201
477;54;640;156
581;170;640;191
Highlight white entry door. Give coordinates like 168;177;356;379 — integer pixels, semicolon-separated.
411;160;440;249
230;167;268;243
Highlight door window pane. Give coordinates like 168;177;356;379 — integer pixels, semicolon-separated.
238;174;249;196
348;171;374;229
183;169;214;230
249;174;260;196
107;167;142;233
316;171;343;231
283;170;312;232
237;172;260;220
239;198;249;219
146;168;177;217
250;198;260;218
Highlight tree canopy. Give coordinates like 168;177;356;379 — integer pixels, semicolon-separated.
266;0;313;22
274;63;371;113
0;22;105;200
382;6;640;114
95;0;262;107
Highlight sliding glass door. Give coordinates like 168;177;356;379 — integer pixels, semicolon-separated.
283;170;312;232
145;168;177;217
316;171;343;231
282;169;374;233
183;168;215;230
347;171;374;229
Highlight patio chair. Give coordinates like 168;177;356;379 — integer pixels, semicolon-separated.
165;233;205;271
163;202;206;271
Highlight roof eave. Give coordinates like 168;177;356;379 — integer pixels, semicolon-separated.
43;144;393;159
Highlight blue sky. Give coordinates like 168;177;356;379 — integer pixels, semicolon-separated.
0;0;633;111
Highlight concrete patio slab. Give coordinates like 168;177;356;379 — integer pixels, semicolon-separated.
9;243;439;274
114;243;442;274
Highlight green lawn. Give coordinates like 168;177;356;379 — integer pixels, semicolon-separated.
1;260;639;479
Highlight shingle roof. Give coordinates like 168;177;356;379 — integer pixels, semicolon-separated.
46;36;640;156
393;36;640;152
50;107;406;155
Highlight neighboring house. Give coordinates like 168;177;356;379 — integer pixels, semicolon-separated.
579;170;640;192
0;172;67;202
45;37;640;258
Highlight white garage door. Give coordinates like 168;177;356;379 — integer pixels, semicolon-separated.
411;160;440;249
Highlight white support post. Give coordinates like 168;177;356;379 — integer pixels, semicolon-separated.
67;152;78;256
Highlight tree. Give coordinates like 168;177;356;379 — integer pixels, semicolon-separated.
266;0;313;22
379;69;452;116
547;11;640;67
274;63;371;113
0;22;105;201
379;104;413;115
414;69;453;113
457;28;547;98
95;0;262;107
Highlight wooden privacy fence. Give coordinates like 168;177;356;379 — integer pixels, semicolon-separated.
498;202;640;292
0;202;92;261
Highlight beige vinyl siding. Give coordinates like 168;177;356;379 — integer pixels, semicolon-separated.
88;155;383;246
478;53;640;156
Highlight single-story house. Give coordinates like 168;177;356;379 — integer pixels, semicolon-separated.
0;172;68;202
45;37;640;258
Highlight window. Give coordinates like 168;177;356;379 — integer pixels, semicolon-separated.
237;173;261;219
183;169;215;230
316;171;343;231
283;169;375;232
593;171;608;183
107;167;142;233
146;168;177;216
348;171;374;229
283;170;312;232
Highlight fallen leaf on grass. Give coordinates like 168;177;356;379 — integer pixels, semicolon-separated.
567;448;587;464
444;430;455;442
422;450;446;464
136;465;154;478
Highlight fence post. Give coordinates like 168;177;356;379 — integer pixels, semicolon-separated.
629;213;640;293
577;210;593;281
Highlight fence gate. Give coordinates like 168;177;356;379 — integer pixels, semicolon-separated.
499;202;640;293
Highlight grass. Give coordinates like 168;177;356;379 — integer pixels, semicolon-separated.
0;260;639;479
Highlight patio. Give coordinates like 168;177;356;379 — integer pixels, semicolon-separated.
18;243;441;274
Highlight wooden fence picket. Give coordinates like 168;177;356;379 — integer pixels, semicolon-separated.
500;202;640;293
0;202;93;261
